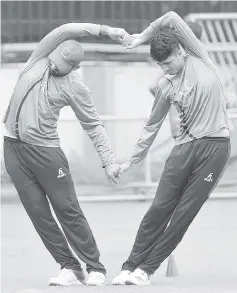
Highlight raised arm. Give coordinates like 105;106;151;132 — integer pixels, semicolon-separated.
129;11;211;65
27;23;127;66
129;86;171;166
150;11;211;63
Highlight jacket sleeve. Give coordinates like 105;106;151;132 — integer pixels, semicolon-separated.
69;78;116;167
25;23;101;67
130;86;171;165
149;71;165;97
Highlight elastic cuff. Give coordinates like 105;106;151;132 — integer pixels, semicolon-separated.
83;24;101;37
122;263;135;272
63;263;82;272
87;268;106;275
102;160;116;168
99;24;110;36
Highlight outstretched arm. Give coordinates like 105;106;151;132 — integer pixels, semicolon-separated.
68;77;121;183
129;86;171;166
149;81;157;97
26;23;128;66
149;70;165;97
67;74;119;183
69;78;116;168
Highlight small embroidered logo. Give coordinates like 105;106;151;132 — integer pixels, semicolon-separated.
204;173;213;182
57;168;66;178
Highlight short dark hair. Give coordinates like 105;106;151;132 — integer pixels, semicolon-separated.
150;31;179;63
150;21;203;63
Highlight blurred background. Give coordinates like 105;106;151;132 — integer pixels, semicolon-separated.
1;0;237;198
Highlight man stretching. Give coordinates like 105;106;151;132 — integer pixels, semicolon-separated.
113;11;230;285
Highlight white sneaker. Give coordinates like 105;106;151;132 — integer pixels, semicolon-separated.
112;270;132;285
125;268;150;286
48;268;85;286
86;271;106;286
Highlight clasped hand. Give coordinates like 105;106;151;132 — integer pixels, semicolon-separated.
108;27;142;49
104;161;133;184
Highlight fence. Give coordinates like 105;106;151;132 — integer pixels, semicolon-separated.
2;1;237;43
185;13;237;108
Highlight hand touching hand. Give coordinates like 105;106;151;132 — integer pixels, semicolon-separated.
126;34;144;49
104;163;120;184
119;161;133;177
107;27;131;46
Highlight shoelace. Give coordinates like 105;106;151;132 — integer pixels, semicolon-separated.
135;275;145;281
134;271;148;282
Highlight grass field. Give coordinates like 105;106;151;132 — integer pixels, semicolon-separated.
1;198;237;293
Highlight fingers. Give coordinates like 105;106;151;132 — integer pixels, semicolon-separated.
109;174;119;184
118;165;127;177
117;37;128;46
106;173;116;184
115;166;121;178
114;30;131;47
105;162;131;184
126;42;138;49
118;169;123;177
106;170;120;184
112;175;119;184
105;173;112;184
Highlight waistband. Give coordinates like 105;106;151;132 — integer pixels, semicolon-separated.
4;136;60;148
4;136;22;143
193;136;230;143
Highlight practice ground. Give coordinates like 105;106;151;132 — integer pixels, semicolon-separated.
1;196;237;293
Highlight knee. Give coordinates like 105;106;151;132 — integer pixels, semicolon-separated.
147;199;174;218
22;201;47;221
150;199;171;212
54;200;84;219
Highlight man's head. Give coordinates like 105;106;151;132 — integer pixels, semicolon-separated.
48;40;84;76
150;22;203;75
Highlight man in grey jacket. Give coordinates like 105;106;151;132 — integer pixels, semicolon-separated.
3;23;128;286
113;12;230;285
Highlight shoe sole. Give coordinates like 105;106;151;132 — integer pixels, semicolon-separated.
125;280;135;285
86;283;106;287
125;280;150;286
49;284;61;286
49;280;84;286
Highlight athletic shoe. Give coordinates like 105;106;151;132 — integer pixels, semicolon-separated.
48;268;85;286
125;268;150;285
86;271;106;286
112;270;132;285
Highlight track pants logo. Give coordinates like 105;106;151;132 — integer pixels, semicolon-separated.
204;173;213;182
57;168;66;178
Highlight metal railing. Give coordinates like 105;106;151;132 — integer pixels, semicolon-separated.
185;13;237;108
